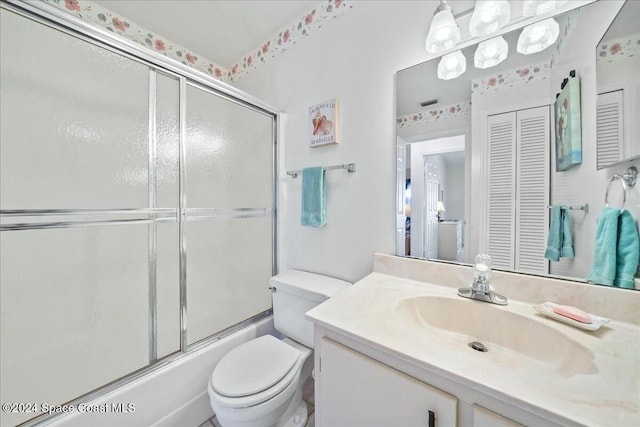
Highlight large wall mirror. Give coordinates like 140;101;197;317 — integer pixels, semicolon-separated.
396;0;639;290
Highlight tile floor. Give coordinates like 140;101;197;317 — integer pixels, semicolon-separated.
199;377;315;427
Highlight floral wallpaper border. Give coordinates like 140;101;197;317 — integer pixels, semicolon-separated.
42;0;352;84
597;32;640;64
396;101;471;129
230;0;352;82
471;61;550;95
550;8;580;69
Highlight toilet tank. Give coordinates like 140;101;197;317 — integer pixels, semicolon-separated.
270;270;350;348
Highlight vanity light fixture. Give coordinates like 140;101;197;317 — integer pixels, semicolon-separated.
425;0;461;54
474;36;508;69
469;1;511;37
522;0;568;17
517;18;559;55
437;50;466;80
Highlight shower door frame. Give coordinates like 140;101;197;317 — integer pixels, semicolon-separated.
0;1;279;425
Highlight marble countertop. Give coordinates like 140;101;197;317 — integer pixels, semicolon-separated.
306;272;640;426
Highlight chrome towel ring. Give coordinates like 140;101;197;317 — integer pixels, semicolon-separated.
605;166;638;209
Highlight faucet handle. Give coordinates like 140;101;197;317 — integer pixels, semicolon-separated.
472;276;491;294
472;254;492;292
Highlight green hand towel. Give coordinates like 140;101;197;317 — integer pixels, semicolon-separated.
544;205;563;261
586;207;620;286
614;210;640;289
560;207;575;258
301;166;327;227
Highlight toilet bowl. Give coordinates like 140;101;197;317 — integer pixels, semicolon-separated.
208;336;312;427
207;270;350;427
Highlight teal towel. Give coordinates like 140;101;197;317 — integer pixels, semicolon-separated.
544;206;563;261
586;207;620;286
560;208;575;258
545;206;573;261
614;210;640;289
301;167;327;227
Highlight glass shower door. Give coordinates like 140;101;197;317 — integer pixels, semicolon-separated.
0;7;180;426
0;5;276;426
184;83;275;346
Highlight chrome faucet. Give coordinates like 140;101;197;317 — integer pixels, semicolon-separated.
458;254;507;305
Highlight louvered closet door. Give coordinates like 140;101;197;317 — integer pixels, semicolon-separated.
487;112;516;270
516;106;550;275
596;90;624;169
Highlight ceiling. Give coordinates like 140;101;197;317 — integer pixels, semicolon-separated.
94;0;317;67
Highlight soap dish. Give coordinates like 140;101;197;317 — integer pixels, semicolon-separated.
533;302;610;331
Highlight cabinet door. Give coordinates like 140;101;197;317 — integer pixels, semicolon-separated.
486;107;549;274
515;106;550;275
473;405;524;427
317;337;457;427
487;112;517;270
596;90;624;169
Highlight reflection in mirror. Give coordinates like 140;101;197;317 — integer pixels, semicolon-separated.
595;0;640;169
396;0;640;290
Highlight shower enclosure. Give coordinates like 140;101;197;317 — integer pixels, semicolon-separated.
0;2;277;426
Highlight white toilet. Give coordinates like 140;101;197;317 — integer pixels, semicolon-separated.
207;270;350;427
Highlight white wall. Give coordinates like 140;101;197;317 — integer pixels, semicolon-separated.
408;136;465;258
235;0;634;283
444;162;465;221
237;1;441;283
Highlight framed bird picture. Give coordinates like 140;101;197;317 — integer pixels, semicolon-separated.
309;99;339;147
555;77;582;171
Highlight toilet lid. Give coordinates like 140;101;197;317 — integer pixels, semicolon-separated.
212;335;300;398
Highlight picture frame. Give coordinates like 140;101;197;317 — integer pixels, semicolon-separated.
554;77;582;171
309;98;339;147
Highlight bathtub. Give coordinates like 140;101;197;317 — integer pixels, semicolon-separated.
45;317;275;427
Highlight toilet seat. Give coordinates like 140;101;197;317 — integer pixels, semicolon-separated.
210;335;303;409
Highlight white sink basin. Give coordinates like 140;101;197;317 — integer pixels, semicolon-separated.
395;296;597;377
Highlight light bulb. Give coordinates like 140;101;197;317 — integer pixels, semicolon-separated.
469;1;511;37
527;24;547;43
436;27;453;42
480;8;496;23
522;0;568;16
426;8;461;54
517;18;559;54
437;50;466;80
484;44;498;58
474;36;508;68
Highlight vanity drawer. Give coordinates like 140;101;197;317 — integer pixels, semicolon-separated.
473;405;524;427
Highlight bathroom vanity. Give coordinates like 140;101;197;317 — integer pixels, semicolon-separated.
306;254;640;427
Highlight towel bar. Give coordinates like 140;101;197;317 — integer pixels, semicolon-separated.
605;166;637;209
287;163;356;178
547;204;589;213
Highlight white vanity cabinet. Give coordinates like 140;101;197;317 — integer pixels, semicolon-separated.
316;337;457;427
313;328;565;427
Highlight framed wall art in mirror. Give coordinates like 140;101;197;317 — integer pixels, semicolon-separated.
554;74;582;171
